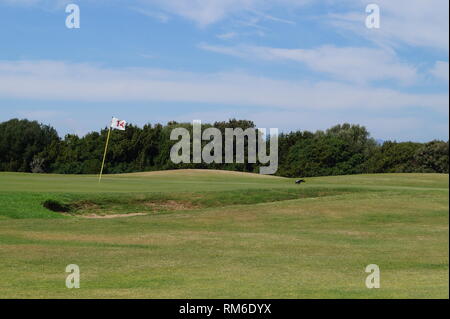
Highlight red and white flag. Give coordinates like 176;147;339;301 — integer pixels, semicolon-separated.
111;117;127;131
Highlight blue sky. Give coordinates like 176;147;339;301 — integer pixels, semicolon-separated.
0;0;448;141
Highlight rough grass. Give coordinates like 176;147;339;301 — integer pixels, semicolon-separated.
39;188;355;217
0;170;448;298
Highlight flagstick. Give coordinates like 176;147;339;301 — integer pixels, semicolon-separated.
98;125;112;183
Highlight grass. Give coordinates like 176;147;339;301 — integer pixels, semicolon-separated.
0;169;448;298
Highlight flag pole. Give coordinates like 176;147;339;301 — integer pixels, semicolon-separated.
98;120;112;183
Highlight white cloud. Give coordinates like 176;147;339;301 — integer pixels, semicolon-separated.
130;7;170;23
1;0;300;27
198;43;248;58
216;32;238;40
0;60;447;115
137;0;310;27
199;44;418;84
249;9;296;25
329;0;449;51
5;0;447;54
430;61;449;82
139;0;254;27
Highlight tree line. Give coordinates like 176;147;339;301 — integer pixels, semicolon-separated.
0;118;448;177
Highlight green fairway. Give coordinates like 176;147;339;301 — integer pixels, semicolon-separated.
0;170;448;298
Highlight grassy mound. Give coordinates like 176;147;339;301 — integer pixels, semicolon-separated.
0;170;447;219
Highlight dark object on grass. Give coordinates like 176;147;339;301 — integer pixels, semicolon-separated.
43;199;70;213
295;179;306;184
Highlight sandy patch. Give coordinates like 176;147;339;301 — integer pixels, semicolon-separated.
79;213;147;219
144;200;199;211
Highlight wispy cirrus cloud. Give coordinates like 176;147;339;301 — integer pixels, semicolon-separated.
329;0;449;52
216;32;239;40
199;44;419;84
130;6;170;23
1;0;307;27
136;0;310;27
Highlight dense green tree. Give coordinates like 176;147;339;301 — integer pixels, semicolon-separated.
365;141;422;173
414;141;449;173
0;119;59;172
0;119;448;176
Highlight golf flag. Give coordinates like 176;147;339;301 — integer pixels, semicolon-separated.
111;117;127;131
99;117;127;182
